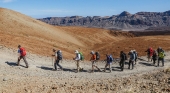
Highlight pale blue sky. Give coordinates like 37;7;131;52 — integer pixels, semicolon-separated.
0;0;170;18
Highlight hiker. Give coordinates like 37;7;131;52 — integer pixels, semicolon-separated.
133;50;138;65
145;47;153;62
157;47;164;54
128;50;135;69
104;54;113;72
73;50;83;72
52;49;63;71
90;51;101;72
152;50;158;65
157;49;165;67
17;45;29;68
120;51;126;71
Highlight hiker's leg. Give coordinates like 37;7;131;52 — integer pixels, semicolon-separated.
95;65;101;71
54;60;57;70
119;61;122;67
77;60;80;72
153;59;155;64
122;60;125;71
128;60;131;69
135;58;137;64
92;61;94;72
23;56;29;68
109;63;111;72
157;58;160;67
17;56;22;66
57;60;63;69
162;58;164;66
104;63;108;72
132;61;134;69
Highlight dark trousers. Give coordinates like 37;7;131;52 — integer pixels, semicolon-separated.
134;58;137;64
17;56;29;67
158;58;164;66
54;59;62;70
128;60;134;69
120;60;125;71
153;59;156;64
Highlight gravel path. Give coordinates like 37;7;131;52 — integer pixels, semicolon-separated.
0;46;170;93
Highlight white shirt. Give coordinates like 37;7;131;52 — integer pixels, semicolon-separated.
75;53;80;60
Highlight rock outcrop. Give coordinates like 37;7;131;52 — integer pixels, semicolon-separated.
38;10;170;31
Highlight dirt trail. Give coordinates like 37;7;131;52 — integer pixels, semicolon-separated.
0;46;170;93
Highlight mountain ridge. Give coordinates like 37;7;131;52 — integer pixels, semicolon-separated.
38;10;170;31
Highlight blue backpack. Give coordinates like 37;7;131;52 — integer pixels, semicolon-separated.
109;55;114;62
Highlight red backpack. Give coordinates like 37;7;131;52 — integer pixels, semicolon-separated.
149;47;153;56
20;47;26;56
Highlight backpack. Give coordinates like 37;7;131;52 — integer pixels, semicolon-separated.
130;53;135;60
95;52;100;60
79;52;84;60
20;47;26;56
109;55;114;62
149;48;153;55
159;52;165;58
123;53;127;60
57;50;62;60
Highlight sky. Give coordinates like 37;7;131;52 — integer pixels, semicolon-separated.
0;0;170;18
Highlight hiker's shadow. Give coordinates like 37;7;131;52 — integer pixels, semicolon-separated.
112;67;122;72
5;61;25;67
63;68;76;72
36;66;53;71
5;61;17;66
138;61;153;66
36;66;83;72
138;58;147;61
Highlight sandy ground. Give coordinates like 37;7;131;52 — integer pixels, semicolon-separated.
0;46;170;93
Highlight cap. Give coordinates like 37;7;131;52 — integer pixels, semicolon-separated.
75;50;79;53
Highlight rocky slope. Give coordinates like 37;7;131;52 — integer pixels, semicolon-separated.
38;10;170;31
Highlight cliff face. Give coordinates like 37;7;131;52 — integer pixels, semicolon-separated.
38;10;170;31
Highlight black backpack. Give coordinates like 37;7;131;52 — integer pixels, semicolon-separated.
95;52;100;60
57;50;62;60
123;53;127;60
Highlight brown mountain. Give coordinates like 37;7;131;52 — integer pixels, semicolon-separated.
1;8;170;60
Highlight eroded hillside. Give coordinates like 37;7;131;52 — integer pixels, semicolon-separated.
0;8;170;60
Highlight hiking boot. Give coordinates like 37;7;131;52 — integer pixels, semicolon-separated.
60;68;63;71
25;66;29;68
98;69;102;72
16;63;20;66
80;68;83;71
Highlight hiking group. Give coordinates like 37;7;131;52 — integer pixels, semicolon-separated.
145;47;165;67
16;45;166;73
